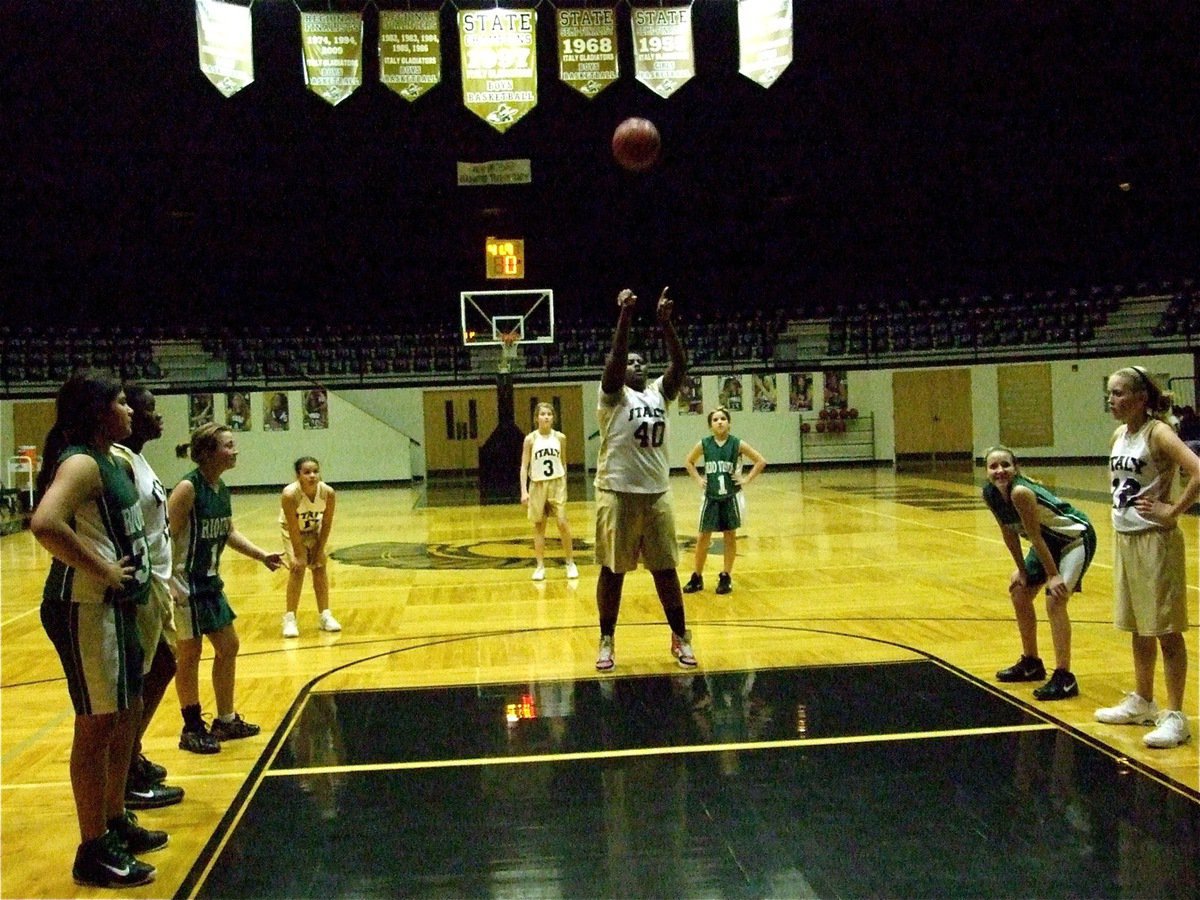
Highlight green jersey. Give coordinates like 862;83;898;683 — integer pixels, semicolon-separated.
701;434;742;500
173;469;232;601
43;445;152;606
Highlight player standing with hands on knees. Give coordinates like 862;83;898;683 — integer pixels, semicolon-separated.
520;403;578;581
593;286;696;671
982;446;1096;701
280;456;340;637
682;406;767;596
1095;366;1200;748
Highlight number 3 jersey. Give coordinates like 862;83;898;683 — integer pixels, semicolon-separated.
594;376;671;494
528;431;566;482
1110;420;1168;533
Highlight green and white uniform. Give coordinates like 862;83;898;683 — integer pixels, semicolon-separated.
983;474;1096;588
697;434;746;533
41;445;152;715
171;469;236;638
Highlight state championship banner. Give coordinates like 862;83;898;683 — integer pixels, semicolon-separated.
300;12;363;106
630;4;694;98
459;9;538;133
738;0;793;88
379;9;441;102
557;6;619;99
195;0;254;98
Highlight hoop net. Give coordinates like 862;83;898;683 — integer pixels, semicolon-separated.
498;331;520;373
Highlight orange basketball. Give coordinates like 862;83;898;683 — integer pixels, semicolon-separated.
612;117;661;172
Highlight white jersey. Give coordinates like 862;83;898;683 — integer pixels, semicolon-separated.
1110;420;1170;533
594;376;671;494
279;481;331;536
111;443;172;583
528;430;566;482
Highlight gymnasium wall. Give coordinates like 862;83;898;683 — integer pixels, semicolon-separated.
0;351;1193;490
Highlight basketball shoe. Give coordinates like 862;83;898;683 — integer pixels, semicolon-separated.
671;630;698;668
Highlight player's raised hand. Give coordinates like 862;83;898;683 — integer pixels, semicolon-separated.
617;288;637;308
656;286;673;322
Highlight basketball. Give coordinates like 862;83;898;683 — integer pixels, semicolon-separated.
612;117;661;172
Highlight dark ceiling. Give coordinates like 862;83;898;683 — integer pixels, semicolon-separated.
4;1;1198;328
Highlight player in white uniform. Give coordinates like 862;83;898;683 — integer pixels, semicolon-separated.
593;286;696;671
112;385;185;809
1094;366;1200;748
520;402;578;580
280;456;340;637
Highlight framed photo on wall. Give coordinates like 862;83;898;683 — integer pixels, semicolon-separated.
789;373;813;411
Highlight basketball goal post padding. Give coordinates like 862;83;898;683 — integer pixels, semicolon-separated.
478;370;523;502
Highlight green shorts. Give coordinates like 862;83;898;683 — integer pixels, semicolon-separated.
175;589;236;640
697;492;745;534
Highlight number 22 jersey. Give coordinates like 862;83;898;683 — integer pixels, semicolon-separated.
1110;420;1168;533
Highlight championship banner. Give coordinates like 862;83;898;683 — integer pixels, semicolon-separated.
458;9;538;133
379;9;441;102
195;0;253;98
300;12;363;106
630;4;694;99
738;0;793;88
557;6;619;99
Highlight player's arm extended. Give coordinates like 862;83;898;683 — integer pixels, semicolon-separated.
602;289;636;396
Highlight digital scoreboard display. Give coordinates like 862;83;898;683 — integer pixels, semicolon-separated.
486;237;525;279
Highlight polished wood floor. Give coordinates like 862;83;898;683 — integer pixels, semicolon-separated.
1;465;1197;898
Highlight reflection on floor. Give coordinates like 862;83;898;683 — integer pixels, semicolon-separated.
187;662;1199;899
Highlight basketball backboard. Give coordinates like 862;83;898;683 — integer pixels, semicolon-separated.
460;289;554;346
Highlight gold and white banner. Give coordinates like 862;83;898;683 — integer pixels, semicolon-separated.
459;9;538;133
556;6;619;99
379;10;441;102
300;12;363;106
457;159;533;187
630;4;694;99
738;0;792;88
195;0;253;98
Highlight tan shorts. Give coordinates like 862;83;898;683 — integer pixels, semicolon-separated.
594;489;680;574
135;578;177;674
1113;527;1189;636
527;477;568;524
282;528;326;569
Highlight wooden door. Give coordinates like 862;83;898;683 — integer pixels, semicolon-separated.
892;368;973;470
513;386;585;467
422;388;498;473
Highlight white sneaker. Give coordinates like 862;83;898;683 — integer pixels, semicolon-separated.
671;630;698;668
282;612;299;638
531;566;545;582
1094;692;1159;725
1144;710;1192;748
595;634;615;671
565;562;579;579
319;611;342;632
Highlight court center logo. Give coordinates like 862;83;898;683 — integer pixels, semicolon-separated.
332;536;697;570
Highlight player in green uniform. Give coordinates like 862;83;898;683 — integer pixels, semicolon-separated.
32;371;165;888
170;423;282;753
983;446;1097;700
682;407;766;595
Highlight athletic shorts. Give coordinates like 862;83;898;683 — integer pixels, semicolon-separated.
1022;528;1097;593
173;586;237;641
527;477;568;524
282;528;326;569
1113;527;1189;636
41;600;144;716
594;489;679;574
135;578;177;674
697;492;746;534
